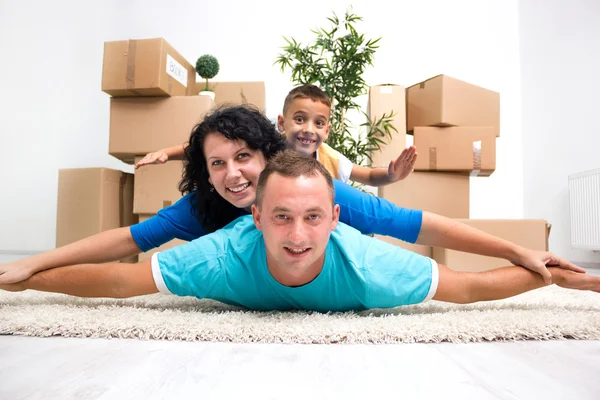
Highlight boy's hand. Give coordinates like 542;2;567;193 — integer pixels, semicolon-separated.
511;248;586;284
135;151;169;169
388;146;417;182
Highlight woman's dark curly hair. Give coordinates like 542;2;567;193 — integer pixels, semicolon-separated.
178;104;291;233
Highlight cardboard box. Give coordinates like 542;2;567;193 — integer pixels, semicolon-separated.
196;81;266;111
368;84;407;168
137;214;187;261
56;168;138;263
379;172;470;218
406;75;500;136
133;158;184;214
109;95;214;163
102;38;197;97
433;219;551;272
413;126;496;176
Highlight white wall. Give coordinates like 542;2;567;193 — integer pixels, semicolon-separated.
0;0;521;255
519;0;600;263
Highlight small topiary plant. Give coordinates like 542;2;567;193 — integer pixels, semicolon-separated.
195;54;220;92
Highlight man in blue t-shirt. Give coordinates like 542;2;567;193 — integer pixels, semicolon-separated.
2;150;599;310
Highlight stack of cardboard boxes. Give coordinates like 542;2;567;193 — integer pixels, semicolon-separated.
369;75;550;272
55;37;265;261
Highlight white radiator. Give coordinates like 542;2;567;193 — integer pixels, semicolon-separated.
569;168;600;250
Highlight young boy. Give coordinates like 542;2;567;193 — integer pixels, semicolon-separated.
276;84;416;185
135;85;417;186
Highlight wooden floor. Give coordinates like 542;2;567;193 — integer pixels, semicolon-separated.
1;335;599;400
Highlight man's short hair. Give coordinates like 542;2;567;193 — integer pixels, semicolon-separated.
256;149;335;208
282;84;332;115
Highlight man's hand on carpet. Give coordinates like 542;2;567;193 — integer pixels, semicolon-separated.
0;261;35;285
511;249;586;284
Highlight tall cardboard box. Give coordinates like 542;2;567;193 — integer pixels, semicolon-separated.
102;38;197;97
109;95;214;163
137;214;187;261
413;126;496;176
433;219;551;272
368;84;407;168
406;75;500;136
133;158;184;214
196;81;266;111
56;168;138;263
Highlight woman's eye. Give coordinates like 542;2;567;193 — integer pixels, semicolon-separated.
237;153;250;160
211;160;223;167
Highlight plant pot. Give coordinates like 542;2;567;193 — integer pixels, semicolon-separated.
199;91;215;101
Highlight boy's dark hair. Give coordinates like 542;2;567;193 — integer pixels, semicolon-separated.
179;104;291;232
255;149;335;209
282;84;332;115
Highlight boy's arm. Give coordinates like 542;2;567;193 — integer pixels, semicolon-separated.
349;146;417;186
416;211;585;283
350;165;394;186
0;227;142;284
134;143;188;169
2;259;158;299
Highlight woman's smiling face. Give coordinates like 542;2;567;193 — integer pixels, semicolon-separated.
204;132;267;210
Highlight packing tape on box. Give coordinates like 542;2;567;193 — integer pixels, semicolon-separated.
126;40;136;89
429;147;437;170
471;140;482;177
125;40;142;96
240;89;248;104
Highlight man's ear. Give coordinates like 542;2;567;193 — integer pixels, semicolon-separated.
330;204;340;231
277;114;285;133
251;204;263;230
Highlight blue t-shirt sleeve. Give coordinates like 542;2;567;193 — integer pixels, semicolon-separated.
332;179;423;243
130;192;207;252
154;230;226;298
363;237;435;308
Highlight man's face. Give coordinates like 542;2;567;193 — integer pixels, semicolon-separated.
252;173;339;284
277;98;331;156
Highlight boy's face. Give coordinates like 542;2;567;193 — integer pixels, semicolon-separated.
278;98;331;156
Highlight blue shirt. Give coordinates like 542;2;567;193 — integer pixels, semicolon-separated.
151;215;438;313
131;179;423;252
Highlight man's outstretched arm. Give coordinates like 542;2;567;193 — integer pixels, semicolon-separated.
1;259;158;299
433;263;599;304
